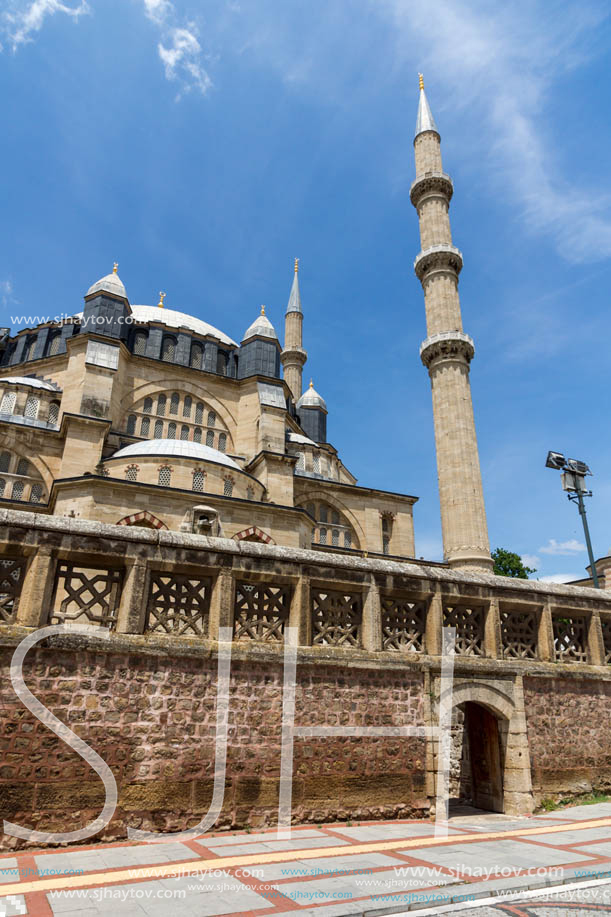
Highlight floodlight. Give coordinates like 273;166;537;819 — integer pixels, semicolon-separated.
545;451;566;470
567;458;591;476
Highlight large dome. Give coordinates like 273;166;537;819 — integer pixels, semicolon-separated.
110;438;240;469
130;305;237;347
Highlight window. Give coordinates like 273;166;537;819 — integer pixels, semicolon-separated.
180;425;189;441
126;414;137;434
170;393;179;414
158;465;172;486
296;452;305;470
331;510;340;525
192;469;205;492
143;397;153;414
206;430;214;447
344;531;352;549
195;402;204;423
190;343;203;369
383;537;390;555
381;515;393;555
313;454;321;474
12;481;24;500
332;529;340;546
216;351;227;375
246;486;254;500
319;527;327;545
25;396;39;419
140;416;150;436
0;391;16;415
133;332;147;356
16;459;29;476
218;432;227;453
319;505;327;523
48;400;60;425
125;465;138;482
154;419;163;437
47;334;61;356
306;502;315;518
0;479;5;496
157;394;166;415
161;337;176;361
183;396;192;418
223;478;233;497
207;410;216;428
168;422;176;439
24;337;37;361
0;452;9;472
193;427;202;443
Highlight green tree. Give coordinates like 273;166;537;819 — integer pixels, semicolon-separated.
492;547;536;579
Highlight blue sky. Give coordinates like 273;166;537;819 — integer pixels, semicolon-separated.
1;0;611;581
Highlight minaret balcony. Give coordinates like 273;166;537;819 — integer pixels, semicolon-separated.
414;244;463;281
420;331;475;368
410;172;453;207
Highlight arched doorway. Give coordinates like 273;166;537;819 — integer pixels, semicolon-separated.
451;701;506;813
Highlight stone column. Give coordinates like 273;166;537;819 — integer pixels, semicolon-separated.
15;547;56;627
588;610;605;667
503;676;535;815
538;601;555;662
484;596;501;658
288;574;310;646
425;590;443;656
115;559;148;634
208;569;235;641
361;578;382;652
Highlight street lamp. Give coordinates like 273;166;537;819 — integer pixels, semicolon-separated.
545;451;600;588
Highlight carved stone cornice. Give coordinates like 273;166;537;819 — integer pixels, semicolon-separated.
280;347;307;367
420;331;475;369
410;171;453;208
414;244;463;281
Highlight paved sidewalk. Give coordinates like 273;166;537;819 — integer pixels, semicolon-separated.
1;804;611;916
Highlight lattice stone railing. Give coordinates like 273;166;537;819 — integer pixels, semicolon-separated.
553;615;588;663
600;615;611;665
146;572;211;636
50;563;123;629
233;582;291;642
443;604;485;656
0;557;26;624
381;596;426;652
501;609;538;659
312;589;362;646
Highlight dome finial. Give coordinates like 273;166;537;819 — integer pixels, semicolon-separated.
418;73;424;91
294;257;299;274
158;291;166;308
113;261;118;274
309;378;313;388
261;304;266;315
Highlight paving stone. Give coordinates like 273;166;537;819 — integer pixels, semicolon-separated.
256;851;402;882
201;829;326;847
401;838;597;872
520;827;611;845
36;843;194;875
0;894;27;917
331;824;463;842
0;861;20;886
193;835;349;857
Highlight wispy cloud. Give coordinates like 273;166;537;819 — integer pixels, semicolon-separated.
539;572;583;584
141;0;211;98
539;538;585;555
0;280;14;309
3;0;89;51
522;554;540;568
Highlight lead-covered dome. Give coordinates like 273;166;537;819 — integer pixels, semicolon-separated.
130;305;237;346
296;380;327;412
86;268;128;300
243;306;277;341
110;438;239;469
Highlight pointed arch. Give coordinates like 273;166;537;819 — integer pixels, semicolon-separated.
116;511;168;530
233;526;275;545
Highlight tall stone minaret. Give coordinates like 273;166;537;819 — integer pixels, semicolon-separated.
281;259;307;401
411;76;492;571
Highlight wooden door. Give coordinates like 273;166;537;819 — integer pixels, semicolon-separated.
465;703;503;812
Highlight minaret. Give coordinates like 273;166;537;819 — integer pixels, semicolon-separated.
281;259;307;401
411;76;492;571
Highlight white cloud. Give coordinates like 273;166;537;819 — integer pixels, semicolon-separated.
0;280;14;308
538;573;583;584
3;0;89;50
142;0;171;25
158;26;211;96
522;554;540;568
539;538;586;555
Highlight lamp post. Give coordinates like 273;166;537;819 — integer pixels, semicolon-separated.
545;452;600;589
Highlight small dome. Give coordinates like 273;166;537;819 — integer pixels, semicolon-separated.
109;438;239;469
86;268;127;300
0;376;60;391
243;307;277;341
296;380;327;412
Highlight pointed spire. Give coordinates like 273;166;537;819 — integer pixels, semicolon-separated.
286;258;302;314
415;73;438;138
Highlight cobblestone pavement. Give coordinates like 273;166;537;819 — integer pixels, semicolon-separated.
1;804;611;916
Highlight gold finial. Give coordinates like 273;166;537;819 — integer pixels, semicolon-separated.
309;379;313;389
294;257;299;274
261;304;266;315
113;262;118;274
418;73;424;91
158;291;166;308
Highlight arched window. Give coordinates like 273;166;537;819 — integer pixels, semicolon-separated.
193;427;202;443
207;410;216;428
16;458;29;476
246;486;254;500
125;465;138;482
24;395;39;420
192;469;205;492
206;430;214;448
30;483;44;503
154;419;163;437
296;452;305;470
158;465;172;486
306;502;315;518
156;394;166;415
381;515;393;555
195;402;203;423
143;397;153;414
161;336;176;361
133;331;147;356
190;343;203;369
332;529;340;547
12;481;24;501
331;510;340;525
0;391;16;415
218;432;227;453
0;479;5;496
168;422;176;439
319;505;327;523
140;416;150;436
170;392;179;414
319;527;327;545
47;333;61;356
0;452;9;472
24;337;37;361
382;536;390;555
223;478;233;497
180;425;189;441
344;531;352;549
216;351;227;375
313;454;321;474
126;414;137;434
183;396;192;418
48;400;60;425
